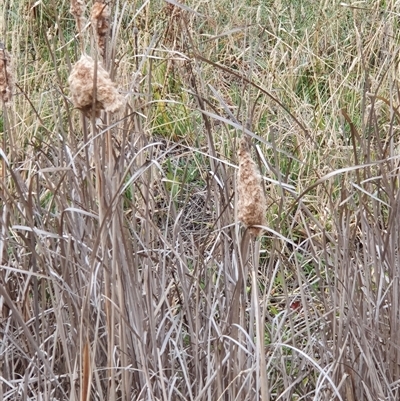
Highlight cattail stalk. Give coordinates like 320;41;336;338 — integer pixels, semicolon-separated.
237;135;267;237
0;44;14;107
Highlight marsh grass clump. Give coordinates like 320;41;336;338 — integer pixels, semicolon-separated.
91;1;110;58
237;135;267;236
4;1;400;400
68;54;123;116
0;45;14;106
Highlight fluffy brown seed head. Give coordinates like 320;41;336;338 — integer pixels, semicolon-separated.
70;0;86;34
68;54;124;117
0;46;14;107
237;136;267;237
91;1;110;58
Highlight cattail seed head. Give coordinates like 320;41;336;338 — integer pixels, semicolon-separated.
91;1;110;58
70;0;86;34
0;45;14;107
68;54;124;117
237;136;267;237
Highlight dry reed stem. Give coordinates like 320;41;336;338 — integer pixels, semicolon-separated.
0;45;14;106
70;0;86;34
68;54;124;117
91;1;110;58
237;135;267;237
81;341;90;401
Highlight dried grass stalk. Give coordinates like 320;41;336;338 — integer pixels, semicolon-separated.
0;46;14;107
91;1;110;58
237;136;267;236
70;0;86;34
68;54;124;117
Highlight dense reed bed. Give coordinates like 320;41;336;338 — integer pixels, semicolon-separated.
1;1;400;400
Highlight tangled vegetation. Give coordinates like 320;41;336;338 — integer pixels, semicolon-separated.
1;1;400;400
